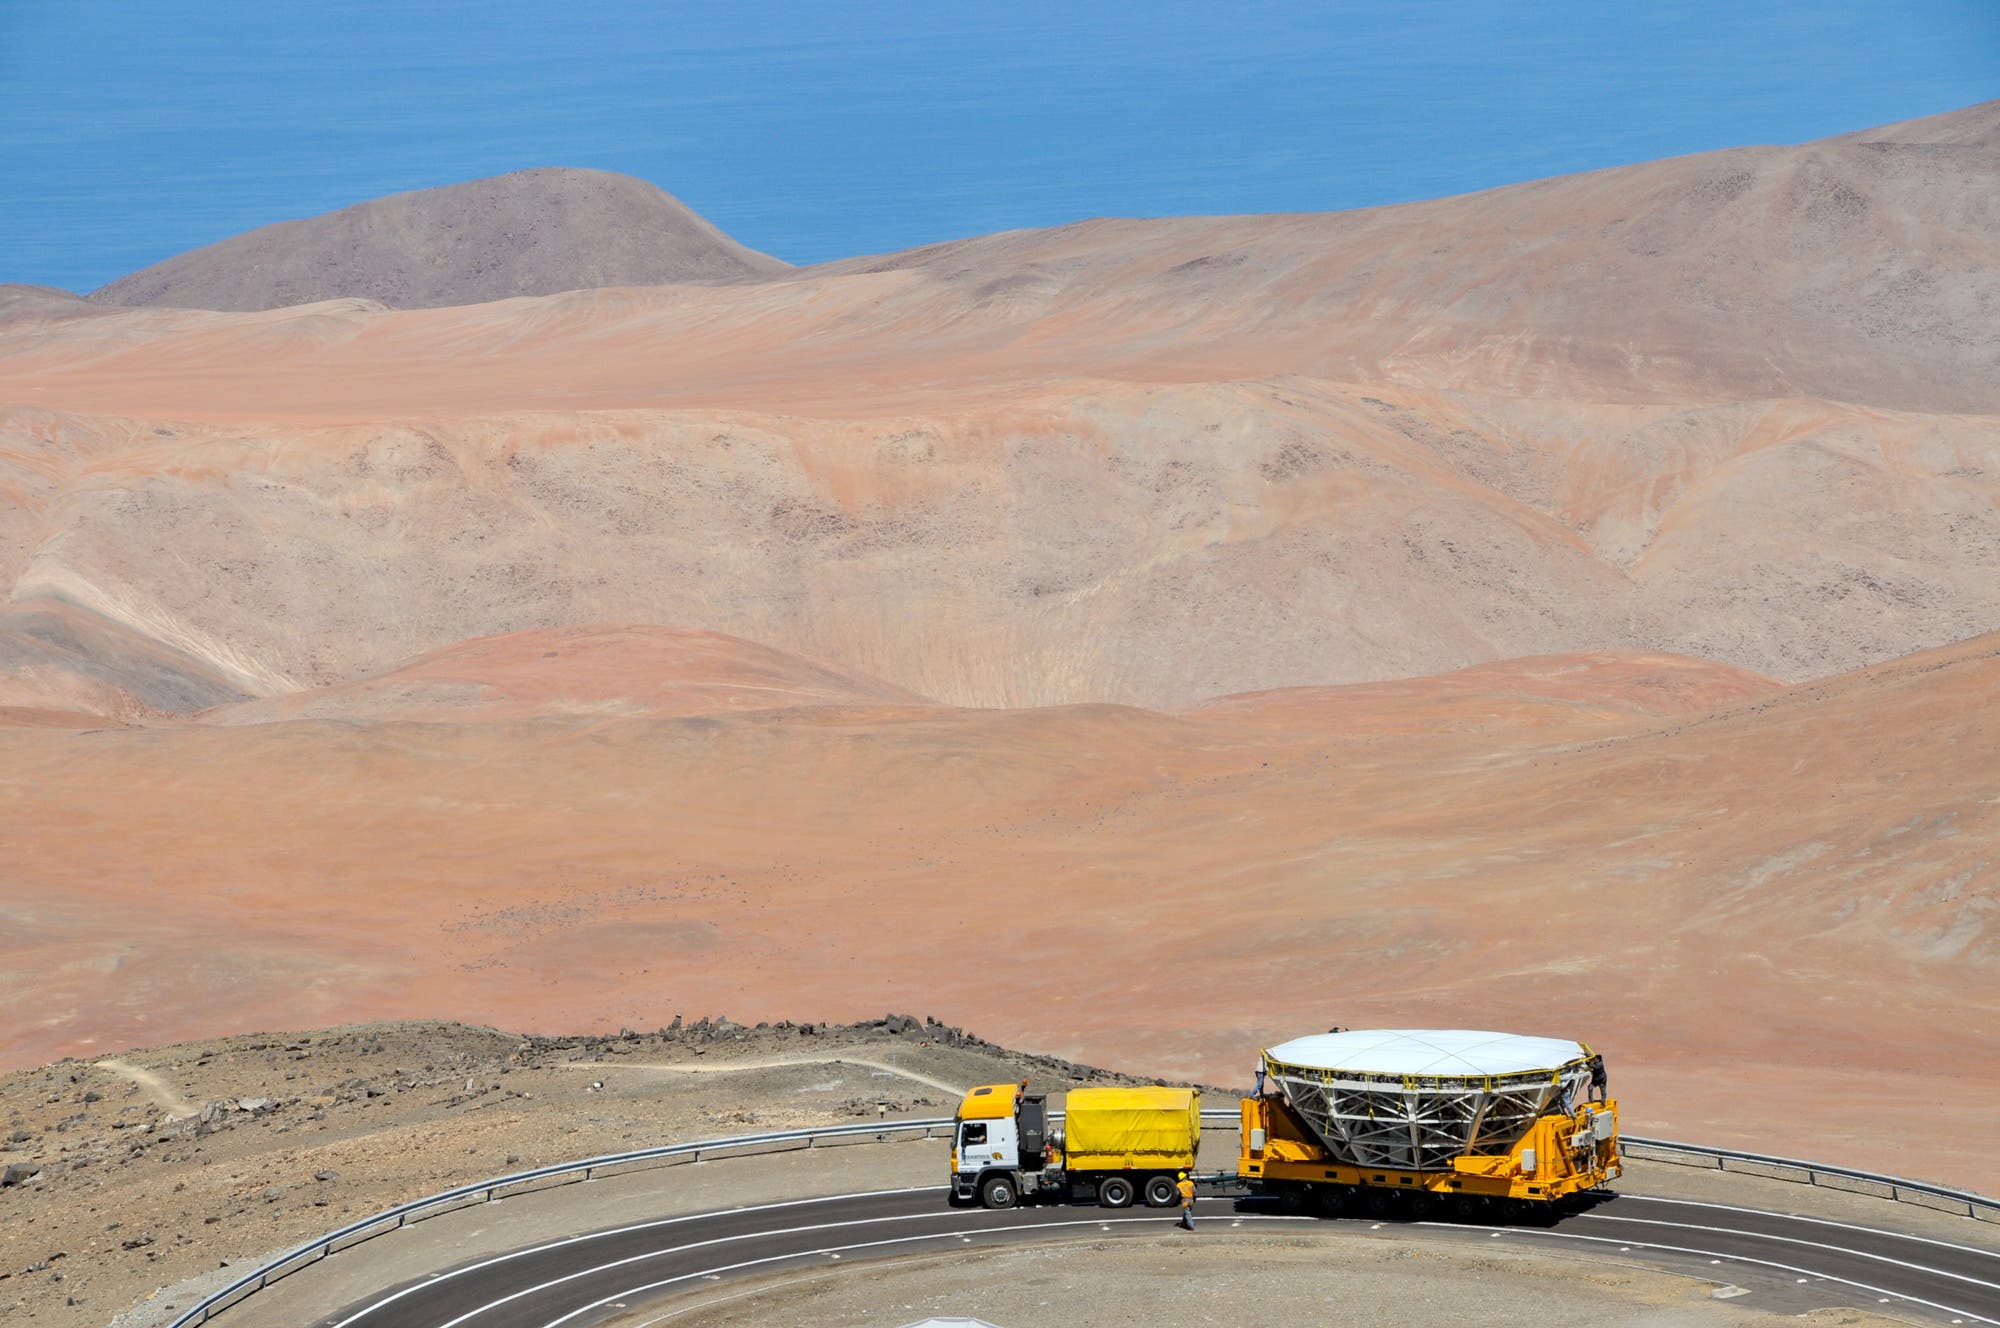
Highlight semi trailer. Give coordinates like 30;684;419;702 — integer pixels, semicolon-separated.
949;1028;1620;1214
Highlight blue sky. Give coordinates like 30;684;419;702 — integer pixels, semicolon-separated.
1;1;1993;289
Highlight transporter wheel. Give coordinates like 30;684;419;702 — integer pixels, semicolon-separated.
980;1174;1018;1209
1142;1174;1179;1207
1311;1186;1351;1217
1097;1175;1135;1208
1447;1193;1484;1221
1265;1183;1307;1214
1363;1189;1395;1216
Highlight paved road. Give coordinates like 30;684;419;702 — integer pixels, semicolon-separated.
318;1185;2000;1328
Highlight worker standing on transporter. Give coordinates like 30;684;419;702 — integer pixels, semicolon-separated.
1177;1171;1196;1229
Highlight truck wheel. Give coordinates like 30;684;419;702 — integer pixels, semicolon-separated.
1143;1175;1178;1207
1097;1175;1135;1208
980;1174;1017;1209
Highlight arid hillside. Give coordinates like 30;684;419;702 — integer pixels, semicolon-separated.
89;168;790;311
1;106;1997;707
2;636;1993;1187
0;384;1993;710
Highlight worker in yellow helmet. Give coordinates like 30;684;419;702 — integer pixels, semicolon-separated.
1176;1171;1196;1229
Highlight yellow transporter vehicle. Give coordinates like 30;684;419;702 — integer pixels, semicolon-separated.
949;1081;1200;1209
1241;1029;1621;1216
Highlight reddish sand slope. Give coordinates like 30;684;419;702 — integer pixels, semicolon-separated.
1192;650;1780;736
203;625;929;724
2;637;1992;1189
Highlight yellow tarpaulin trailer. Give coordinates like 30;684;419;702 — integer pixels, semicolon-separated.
1060;1086;1200;1171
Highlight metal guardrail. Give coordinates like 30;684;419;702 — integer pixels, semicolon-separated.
1622;1134;2000;1220
166;1115;959;1328
164;1109;1998;1328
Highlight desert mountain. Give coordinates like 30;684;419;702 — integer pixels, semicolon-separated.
803;96;1999;416
2;635;1992;1185
88;168;790;312
2;107;1996;710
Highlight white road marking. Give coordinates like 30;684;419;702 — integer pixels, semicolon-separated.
1585;1213;2000;1292
1625;1196;2000;1261
1421;1223;2000;1326
423;1210;994;1328
327;1187;935;1328
530;1215;1321;1328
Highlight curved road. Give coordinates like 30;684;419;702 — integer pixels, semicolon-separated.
320;1186;2000;1328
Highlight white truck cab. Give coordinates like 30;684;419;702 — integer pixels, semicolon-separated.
950;1081;1046;1207
956;1114;1018;1172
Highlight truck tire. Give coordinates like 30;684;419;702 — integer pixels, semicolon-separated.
1097;1175;1135;1208
1142;1174;1178;1207
980;1174;1018;1209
